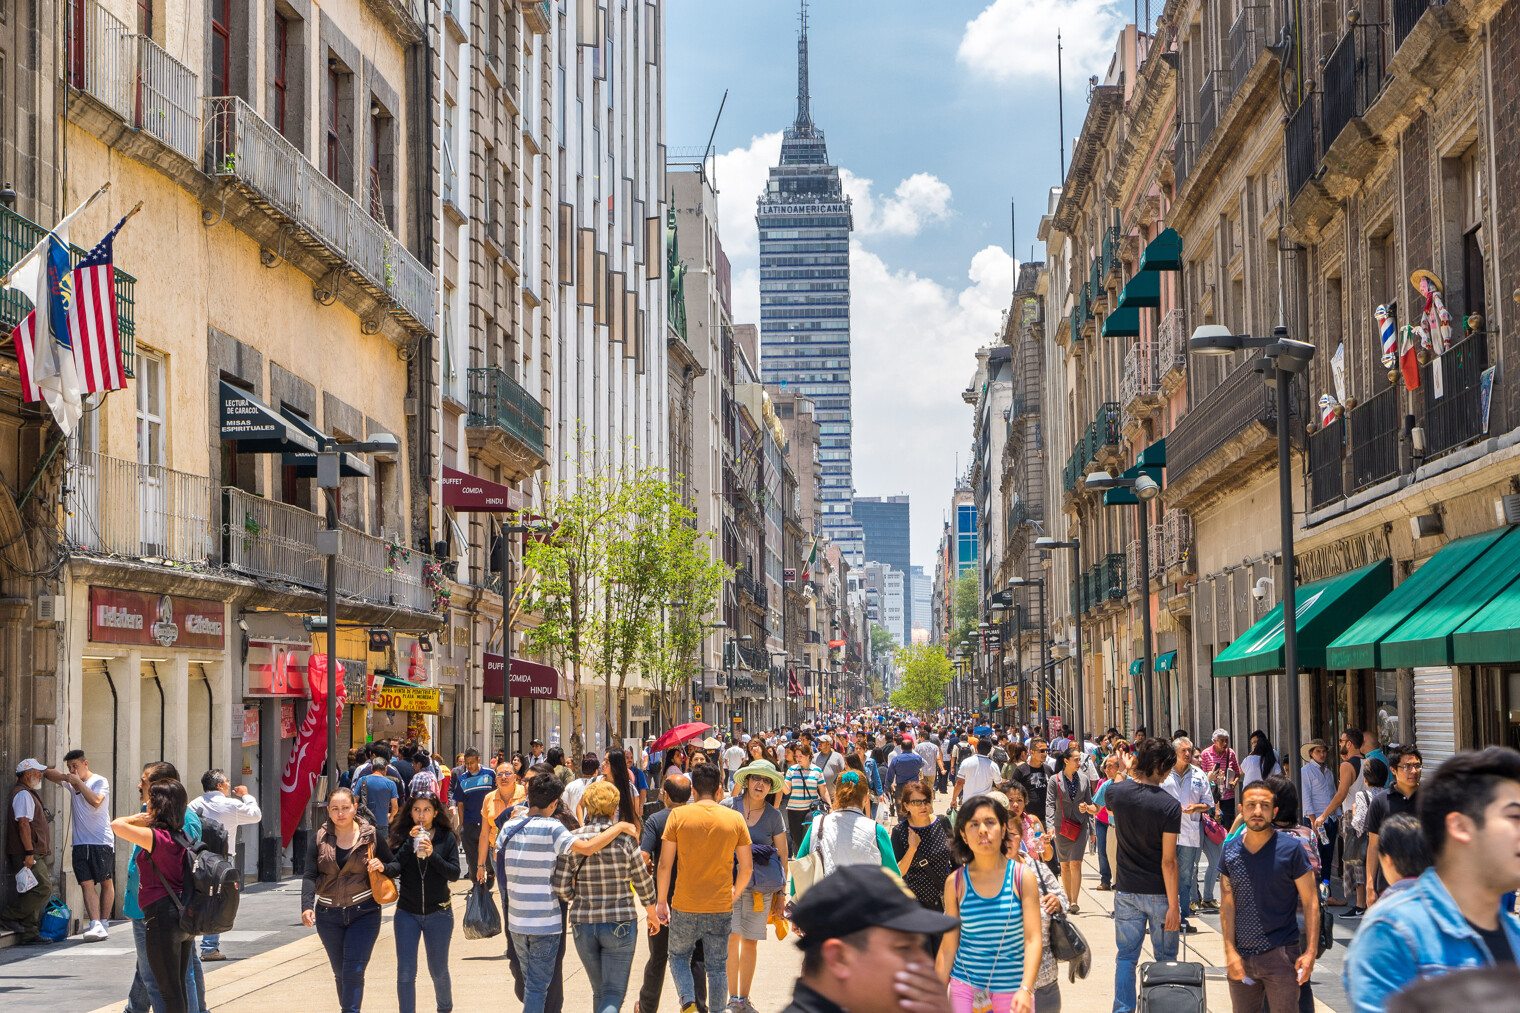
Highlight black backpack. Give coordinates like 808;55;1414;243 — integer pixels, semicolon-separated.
198;815;230;859
148;832;242;936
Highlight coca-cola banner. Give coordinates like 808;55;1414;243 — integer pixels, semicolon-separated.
279;655;345;845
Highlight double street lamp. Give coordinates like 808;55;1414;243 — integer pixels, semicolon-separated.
1083;471;1161;733
1189;323;1316;786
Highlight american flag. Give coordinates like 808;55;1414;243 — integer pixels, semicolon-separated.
13;215;128;402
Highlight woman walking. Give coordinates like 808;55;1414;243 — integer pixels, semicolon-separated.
1045;746;1097;913
391;792;461;1013
792;770;899;880
1006;808;1070;1013
722;761;790;1013
554;782;656;1013
781;742;830;856
301;787;399;1013
1240;730;1281;789
937;795;1043;1013
891;781;953;920
112;779;194;1013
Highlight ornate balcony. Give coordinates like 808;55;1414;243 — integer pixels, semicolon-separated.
1157;308;1188;393
1167;356;1296;511
466;366;548;480
66;452;213;565
1121;341;1161;422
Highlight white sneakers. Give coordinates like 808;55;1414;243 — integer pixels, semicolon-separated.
81;919;109;942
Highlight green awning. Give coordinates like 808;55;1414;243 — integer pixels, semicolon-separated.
1214;559;1392;677
1138;439;1167;468
1116;271;1160;310
1156;651;1178;672
1129;659;1143;675
1138;228;1182;272
1101;306;1141;337
1326;527;1512;669
1378;526;1520;668
1453;571;1520;663
1104;460;1165;506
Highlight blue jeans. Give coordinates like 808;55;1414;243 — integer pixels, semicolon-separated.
1201;832;1223;903
1177;845;1201;924
395;907;455;1013
1112;892;1179;1013
200;933;219;956
1095;822;1113;886
511;931;564;1013
572;921;639;1013
126;917;203;1013
314;902;383;1013
668;909;731;1008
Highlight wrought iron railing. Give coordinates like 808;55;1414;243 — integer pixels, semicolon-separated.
1307;416;1346;509
1229;5;1268;95
1103;226;1122;279
69;0;133;117
68;4;200;163
1158;308;1187;381
1286;97;1319;198
1098;554;1127;602
224;487;431;611
66;451;214;565
1121;341;1160;415
134;36;199;162
1321;28;1384;150
1162;510;1192;574
1198;71;1221;149
1394;0;1440;50
1349;384;1400;491
1169;356;1281;481
466;366;547;458
1422;330;1490;458
205;95;437;331
1097;401;1121;450
0;205;137;376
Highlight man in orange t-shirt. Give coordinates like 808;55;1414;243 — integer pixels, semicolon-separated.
657;762;752;1013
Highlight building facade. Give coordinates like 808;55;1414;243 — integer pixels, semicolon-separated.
854;494;911;643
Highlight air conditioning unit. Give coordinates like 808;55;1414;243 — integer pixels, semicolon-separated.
37;595;64;624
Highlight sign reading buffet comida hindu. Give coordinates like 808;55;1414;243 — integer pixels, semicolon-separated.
89;587;226;649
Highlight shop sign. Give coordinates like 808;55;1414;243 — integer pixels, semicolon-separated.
340;660;369;698
628;700;650;720
89;587;226;649
280;701;297;738
370;684;440;714
441;465;520;511
509;657;563;699
438;664;463;686
482;652;506;702
241;705;260;746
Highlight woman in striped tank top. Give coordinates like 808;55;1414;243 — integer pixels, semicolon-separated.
936;796;1043;1013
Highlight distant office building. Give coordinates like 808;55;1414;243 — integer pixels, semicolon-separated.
910;564;931;639
861;561;907;648
855;495;910;643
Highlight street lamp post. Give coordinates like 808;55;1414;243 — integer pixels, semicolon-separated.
1189;324;1315;785
1083;471;1162;732
1005;576;1049;735
1036;535;1084;744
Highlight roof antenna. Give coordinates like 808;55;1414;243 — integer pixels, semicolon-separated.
1057;31;1067;181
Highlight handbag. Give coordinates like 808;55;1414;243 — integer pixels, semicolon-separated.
1029;858;1090;970
1056;774;1084;840
367;843;398;905
789;814;830;900
1201;813;1227;846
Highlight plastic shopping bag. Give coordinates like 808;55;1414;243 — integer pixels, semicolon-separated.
14;866;37;894
462;881;502;940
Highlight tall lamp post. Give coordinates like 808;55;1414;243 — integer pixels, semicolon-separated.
1083;471;1162;733
1005;576;1049;735
1036;535;1084;744
314;434;399;790
1188;324;1316;786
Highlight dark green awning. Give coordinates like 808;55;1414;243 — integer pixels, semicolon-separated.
1156;651;1178;672
1138;440;1167;468
1129;659;1143;675
1453;572;1520;663
1104;461;1165;506
1138;228;1182;272
1326;527;1512;669
1213;559;1392;677
1101;306;1141;337
1116;271;1160;310
1378;526;1520;668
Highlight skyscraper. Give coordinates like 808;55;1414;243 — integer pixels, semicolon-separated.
757;1;863;565
855;495;911;643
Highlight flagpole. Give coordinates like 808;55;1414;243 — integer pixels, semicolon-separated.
0;181;112;287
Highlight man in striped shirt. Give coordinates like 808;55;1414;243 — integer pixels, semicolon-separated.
497;771;638;1013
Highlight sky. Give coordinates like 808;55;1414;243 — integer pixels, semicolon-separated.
666;0;1129;569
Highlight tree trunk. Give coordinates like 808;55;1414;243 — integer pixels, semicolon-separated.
568;562;584;758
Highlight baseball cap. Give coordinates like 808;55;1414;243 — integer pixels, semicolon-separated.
741;733;751;743
15;759;45;774
791;866;957;945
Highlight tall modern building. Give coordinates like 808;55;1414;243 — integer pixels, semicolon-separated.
757;2;862;565
910;565;932;640
855;495;911;643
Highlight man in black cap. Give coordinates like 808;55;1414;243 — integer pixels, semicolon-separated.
784;866;956;1013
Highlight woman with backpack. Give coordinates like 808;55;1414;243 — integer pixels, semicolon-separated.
390;791;461;1013
937;795;1043;1013
112;778;195;1013
790;770;899;885
301;787;400;1013
721;761;790;1013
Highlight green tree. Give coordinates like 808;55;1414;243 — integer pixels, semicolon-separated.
870;622;897;660
891;642;955;713
640;526;729;730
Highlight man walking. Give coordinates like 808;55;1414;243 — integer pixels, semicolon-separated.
1098;736;1182;1013
1345;747;1520;1013
452;746;496;883
815;737;846;792
1220;782;1318;1013
949;736;999;809
1014;738;1052;806
1198;729;1241;826
723;739;746;791
657;763;752;1013
1162;737;1212;935
912;734;943;794
62;749;113;942
639;773;710;1013
188;768;262;960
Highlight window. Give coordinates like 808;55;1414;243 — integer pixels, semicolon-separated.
136;352;165;466
442;98;458;205
272;15;289;133
1460;148;1486;327
369;100;394;226
138;0;153;37
327;65;341;182
210;0;232;95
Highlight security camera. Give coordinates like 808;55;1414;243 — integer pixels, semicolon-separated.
1252;576;1274;601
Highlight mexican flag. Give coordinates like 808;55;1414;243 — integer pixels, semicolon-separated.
800;539;818;582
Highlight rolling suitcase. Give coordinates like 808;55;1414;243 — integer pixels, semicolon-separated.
1139;960;1206;1013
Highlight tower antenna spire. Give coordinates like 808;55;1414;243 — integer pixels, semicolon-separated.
795;0;813;135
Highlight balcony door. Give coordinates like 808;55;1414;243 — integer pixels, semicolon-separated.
66;401;101;549
136;352;166;555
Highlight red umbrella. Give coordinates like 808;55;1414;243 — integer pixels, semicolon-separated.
651;722;712;752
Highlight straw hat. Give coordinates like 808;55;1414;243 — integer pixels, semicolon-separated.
701;737;722;749
1300;738;1329;763
733;759;785;793
1410;269;1443;292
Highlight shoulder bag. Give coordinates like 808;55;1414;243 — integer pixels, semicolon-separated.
789;813;830;900
367;842;398;905
1056;775;1084;841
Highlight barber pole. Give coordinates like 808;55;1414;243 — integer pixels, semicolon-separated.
1376;304;1397;378
1320;394;1340;427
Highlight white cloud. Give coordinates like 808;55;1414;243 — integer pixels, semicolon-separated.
841;170;955;237
713;132;783;263
958;0;1125;83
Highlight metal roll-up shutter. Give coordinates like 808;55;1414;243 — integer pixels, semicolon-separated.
1413;666;1456;765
